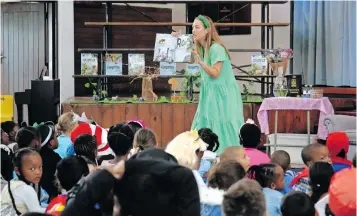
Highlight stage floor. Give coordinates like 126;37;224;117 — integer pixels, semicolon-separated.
62;96;349;148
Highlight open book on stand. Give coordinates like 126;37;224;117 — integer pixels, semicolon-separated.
153;33;194;63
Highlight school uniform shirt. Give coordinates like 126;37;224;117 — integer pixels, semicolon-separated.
290;167;311;194
279;170;296;195
1;180;45;214
331;157;352;173
263;187;283;216
40;147;62;199
55;135;75;158
198;150;217;183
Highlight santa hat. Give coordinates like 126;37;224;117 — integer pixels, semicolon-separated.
70;123;113;156
329;168;356;216
326;132;350;157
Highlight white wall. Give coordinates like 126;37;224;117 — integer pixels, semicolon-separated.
58;1;75;103
170;3;291;93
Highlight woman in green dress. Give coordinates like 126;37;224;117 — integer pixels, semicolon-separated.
190;15;244;154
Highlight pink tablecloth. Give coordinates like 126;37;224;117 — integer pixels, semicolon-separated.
257;97;334;139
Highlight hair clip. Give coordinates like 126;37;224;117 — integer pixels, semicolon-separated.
245;119;255;124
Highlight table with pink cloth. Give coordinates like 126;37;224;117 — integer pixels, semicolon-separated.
257;97;334;140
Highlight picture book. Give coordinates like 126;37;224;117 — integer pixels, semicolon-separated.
153;33;194;63
160;62;176;75
81;53;98;75
251;54;267;75
105;53;122;75
128;54;145;75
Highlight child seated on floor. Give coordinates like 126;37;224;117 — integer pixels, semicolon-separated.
46;156;91;216
220;146;251;171
222;179;268;216
247;163;285;216
271;150;296;194
326;132;353;172
200;160;246;216
239;119;270;166
130;128;158;156
290;144;331;194
281;191;315;216
197;128;220;182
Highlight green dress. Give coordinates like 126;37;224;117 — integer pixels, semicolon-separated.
191;43;244;154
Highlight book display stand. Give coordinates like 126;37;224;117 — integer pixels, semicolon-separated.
74;1;292;98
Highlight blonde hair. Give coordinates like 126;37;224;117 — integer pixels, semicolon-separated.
194;15;231;62
220;146;244;162
132;128;157;154
56;112;78;135
165;131;207;170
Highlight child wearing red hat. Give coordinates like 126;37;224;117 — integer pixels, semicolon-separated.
326;132;352;172
70;123;114;158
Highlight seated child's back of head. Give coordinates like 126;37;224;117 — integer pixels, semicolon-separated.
73;134;98;164
271;150;291;172
220;146;251;171
108;132;132;157
133;128;157;152
222;178;266;216
309;161;334;204
239;120;261;148
56;155;90;191
207;160;246;191
281;191;315;216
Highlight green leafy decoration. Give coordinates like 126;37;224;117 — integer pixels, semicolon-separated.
93;90;97;95
85;83;90;88
101;90;107;95
92;83;97;87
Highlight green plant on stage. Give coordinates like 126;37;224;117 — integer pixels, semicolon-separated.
242;81;256;101
132;95;138;101
85;80;107;101
158;96;170;103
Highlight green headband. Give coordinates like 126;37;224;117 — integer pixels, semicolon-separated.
197;15;210;29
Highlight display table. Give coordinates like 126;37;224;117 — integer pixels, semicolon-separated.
257;97;334;151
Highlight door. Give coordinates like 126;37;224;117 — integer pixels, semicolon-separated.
1;2;45;122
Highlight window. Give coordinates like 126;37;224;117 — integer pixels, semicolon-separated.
187;3;252;35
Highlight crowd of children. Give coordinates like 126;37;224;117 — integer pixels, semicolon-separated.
0;115;356;216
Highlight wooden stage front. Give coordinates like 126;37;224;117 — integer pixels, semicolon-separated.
62;96;355;148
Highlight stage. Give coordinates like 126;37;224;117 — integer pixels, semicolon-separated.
61;96;356;148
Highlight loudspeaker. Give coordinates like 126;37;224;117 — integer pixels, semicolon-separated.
30;80;60;125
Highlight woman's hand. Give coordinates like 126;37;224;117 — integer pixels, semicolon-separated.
193;49;202;65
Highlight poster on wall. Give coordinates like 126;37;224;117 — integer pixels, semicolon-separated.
81;53;98;75
218;4;234;35
153;33;194;63
105;53;122;75
128;54;145;75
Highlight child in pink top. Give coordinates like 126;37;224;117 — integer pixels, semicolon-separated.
240;119;270;166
